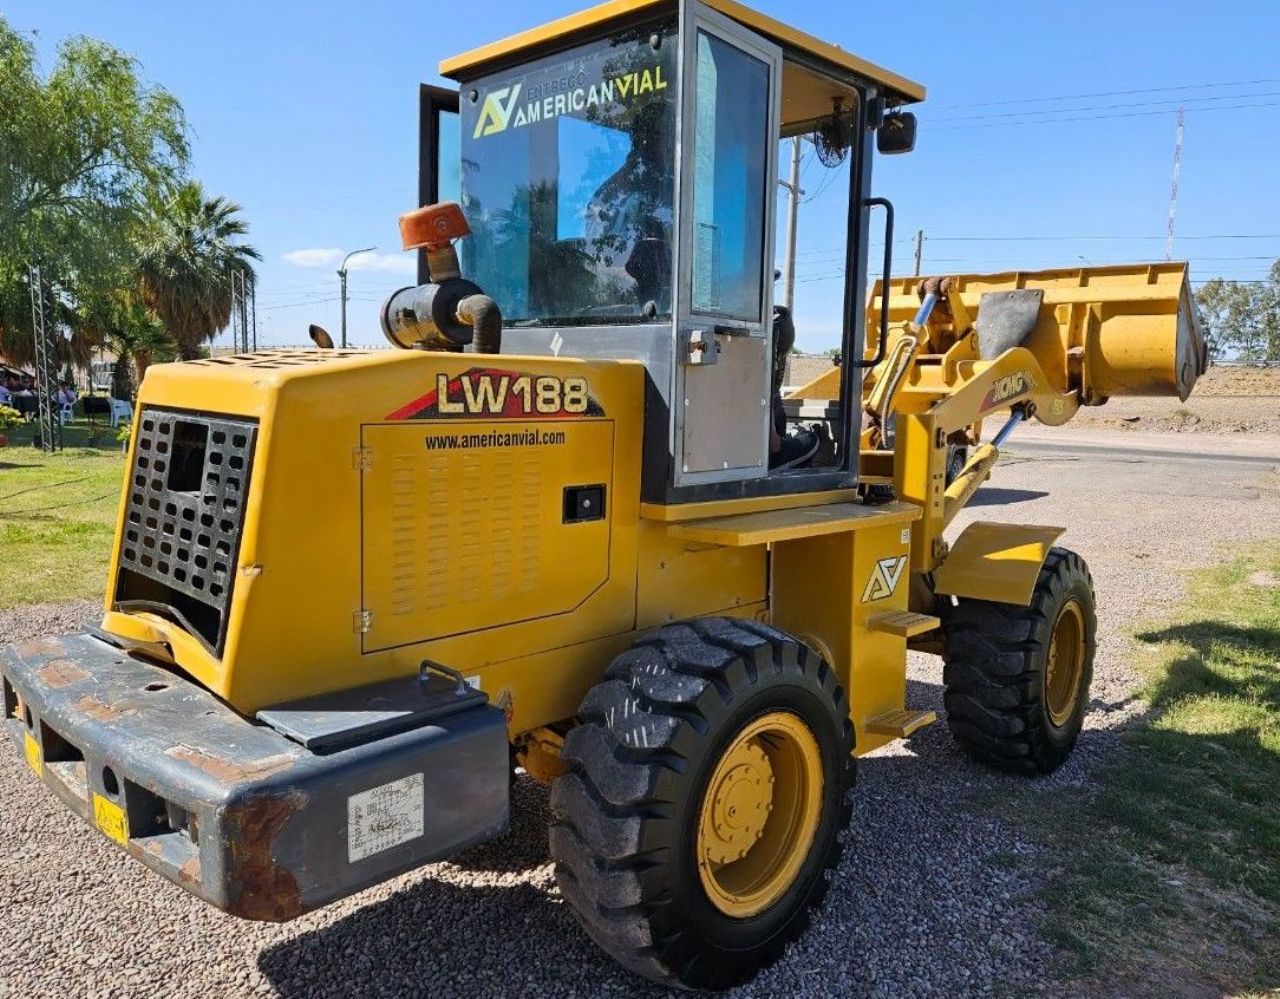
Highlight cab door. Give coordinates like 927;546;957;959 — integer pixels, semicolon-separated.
673;3;782;487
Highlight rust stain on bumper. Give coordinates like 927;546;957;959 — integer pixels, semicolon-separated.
13;637;63;657
166;744;298;784
37;658;90;689
227;793;306;921
178;855;203;889
75;695;126;722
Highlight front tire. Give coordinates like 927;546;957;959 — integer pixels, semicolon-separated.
942;546;1096;774
550;618;854;990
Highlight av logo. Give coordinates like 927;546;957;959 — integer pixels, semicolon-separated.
861;555;907;603
473;84;523;138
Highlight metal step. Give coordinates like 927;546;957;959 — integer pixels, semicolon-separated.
865;708;937;738
867;610;941;638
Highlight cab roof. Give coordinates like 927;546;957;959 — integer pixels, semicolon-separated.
439;0;925;105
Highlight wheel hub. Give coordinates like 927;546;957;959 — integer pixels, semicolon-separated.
696;711;824;919
702;742;774;864
1046;598;1085;727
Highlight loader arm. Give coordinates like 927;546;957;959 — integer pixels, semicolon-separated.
854;263;1207;603
892;344;1074;574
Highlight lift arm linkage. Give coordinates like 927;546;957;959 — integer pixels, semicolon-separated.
892;345;1072;573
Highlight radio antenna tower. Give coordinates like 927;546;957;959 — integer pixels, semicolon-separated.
1165;107;1184;261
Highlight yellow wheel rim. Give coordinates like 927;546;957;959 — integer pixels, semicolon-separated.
696;711;824;918
1046;599;1086;727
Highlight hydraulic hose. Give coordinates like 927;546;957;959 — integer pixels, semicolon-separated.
456;295;502;355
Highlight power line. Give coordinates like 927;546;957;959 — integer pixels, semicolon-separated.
925;88;1280;123
926;77;1280;112
926;99;1280;131
258;297;339;311
926;233;1280;242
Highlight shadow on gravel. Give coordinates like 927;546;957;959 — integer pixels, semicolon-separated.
257;774;680;997
258;674;1043;999
1088;693;1142;713
257;879;613;999
968;487;1050;507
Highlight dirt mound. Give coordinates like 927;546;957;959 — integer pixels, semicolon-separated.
1189;365;1280;396
1076;364;1280;435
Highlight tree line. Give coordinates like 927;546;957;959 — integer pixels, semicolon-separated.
1195;261;1280;364
0;16;258;399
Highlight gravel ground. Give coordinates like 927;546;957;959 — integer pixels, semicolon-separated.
1;441;1277;999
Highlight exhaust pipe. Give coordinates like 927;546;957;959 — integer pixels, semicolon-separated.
381;202;503;355
456;295;502;355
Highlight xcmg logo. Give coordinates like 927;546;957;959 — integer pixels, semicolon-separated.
980;369;1037;412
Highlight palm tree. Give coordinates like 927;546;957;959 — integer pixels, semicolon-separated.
77;290;174;400
138;182;260;360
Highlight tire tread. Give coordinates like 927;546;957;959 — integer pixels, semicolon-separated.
941;547;1096;775
550;617;853;989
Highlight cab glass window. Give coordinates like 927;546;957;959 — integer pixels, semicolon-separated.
460;19;677;325
690;30;769;322
438;110;461;201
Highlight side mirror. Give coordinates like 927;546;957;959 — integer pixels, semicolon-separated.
877;112;917;155
309;324;334;349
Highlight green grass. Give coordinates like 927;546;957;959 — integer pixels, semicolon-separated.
3;415;123;452
0;442;125;608
991;545;1280;995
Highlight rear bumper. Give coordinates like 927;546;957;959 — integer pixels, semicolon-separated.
1;633;509;921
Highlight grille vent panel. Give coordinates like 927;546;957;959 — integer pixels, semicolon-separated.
115;408;257;653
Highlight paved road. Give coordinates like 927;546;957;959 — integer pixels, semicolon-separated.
1012;427;1280;465
1003;430;1279;504
1;433;1277;998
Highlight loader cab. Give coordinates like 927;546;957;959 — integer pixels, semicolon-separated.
422;0;923;504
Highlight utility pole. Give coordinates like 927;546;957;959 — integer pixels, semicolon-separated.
338;246;376;349
778;136;804;312
913;229;924;276
1165;107;1184;261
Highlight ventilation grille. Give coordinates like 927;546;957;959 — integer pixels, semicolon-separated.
187;349;370;369
115;408;257;653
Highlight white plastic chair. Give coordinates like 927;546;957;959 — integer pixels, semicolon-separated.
108;398;133;428
59;402;74;425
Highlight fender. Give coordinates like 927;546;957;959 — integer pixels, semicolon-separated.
933;521;1064;606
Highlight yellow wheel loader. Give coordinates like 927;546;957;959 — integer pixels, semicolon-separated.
2;0;1206;989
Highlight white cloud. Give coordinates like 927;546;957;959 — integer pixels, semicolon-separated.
346;251;417;275
282;247;343;267
282;248;416;275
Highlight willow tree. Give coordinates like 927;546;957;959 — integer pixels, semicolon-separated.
0;16;187;367
138;182;260;360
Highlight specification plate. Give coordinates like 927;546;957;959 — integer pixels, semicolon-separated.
347;773;425;863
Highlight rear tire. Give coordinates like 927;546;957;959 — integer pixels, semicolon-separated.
945;444;968;486
942;546;1096;774
550;618;854;990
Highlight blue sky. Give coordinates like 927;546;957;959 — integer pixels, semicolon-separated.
10;0;1280;352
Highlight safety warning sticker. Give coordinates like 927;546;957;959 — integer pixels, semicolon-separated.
347;772;425;863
